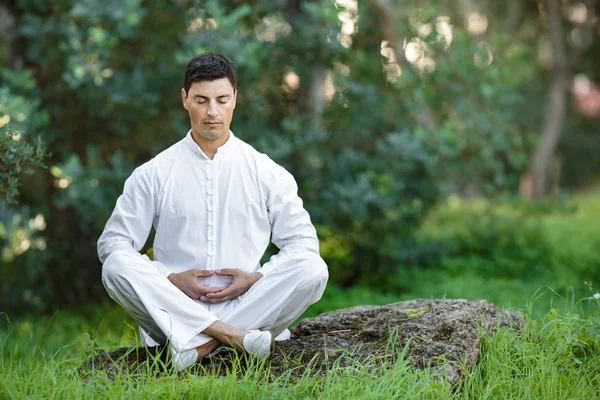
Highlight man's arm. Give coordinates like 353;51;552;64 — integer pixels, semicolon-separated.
97;166;171;276
259;161;319;276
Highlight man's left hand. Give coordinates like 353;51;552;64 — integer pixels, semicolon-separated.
200;269;262;303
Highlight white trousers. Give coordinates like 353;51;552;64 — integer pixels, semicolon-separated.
101;249;328;351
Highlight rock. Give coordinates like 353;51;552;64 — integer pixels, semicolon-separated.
81;299;523;385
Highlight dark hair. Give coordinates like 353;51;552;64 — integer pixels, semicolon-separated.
183;52;237;93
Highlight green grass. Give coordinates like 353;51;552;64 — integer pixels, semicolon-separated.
1;289;599;399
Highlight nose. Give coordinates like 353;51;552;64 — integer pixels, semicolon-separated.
207;101;218;117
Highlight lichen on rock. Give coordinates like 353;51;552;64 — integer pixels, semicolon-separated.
82;299;523;385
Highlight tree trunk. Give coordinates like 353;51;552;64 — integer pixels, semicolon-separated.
285;0;327;130
525;0;567;199
503;0;523;35
298;66;326;129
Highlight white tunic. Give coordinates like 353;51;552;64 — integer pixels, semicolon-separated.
97;130;320;289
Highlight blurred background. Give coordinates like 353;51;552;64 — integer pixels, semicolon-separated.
1;0;599;330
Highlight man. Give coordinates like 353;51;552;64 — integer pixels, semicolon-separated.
98;53;328;370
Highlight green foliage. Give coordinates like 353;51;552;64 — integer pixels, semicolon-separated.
314;130;441;286
0;69;49;134
0;68;49;204
398;196;596;296
0;0;189;311
392;12;538;196
0;130;47;205
52;147;135;234
0;148;138;312
419;198;557;280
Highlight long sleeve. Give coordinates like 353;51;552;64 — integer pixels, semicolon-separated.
97;166;171;277
259;163;320;276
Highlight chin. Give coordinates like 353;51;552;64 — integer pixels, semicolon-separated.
194;129;222;141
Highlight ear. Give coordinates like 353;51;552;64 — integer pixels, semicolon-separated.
232;89;237;110
181;88;188;110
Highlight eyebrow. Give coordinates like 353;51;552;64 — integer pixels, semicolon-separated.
193;94;231;100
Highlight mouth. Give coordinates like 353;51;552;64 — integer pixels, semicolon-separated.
203;121;222;126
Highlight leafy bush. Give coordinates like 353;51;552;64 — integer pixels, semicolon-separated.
409;197;600;296
0;130;47;205
417;198;553;280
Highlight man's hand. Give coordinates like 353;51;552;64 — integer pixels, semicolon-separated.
168;269;223;299
201;269;262;303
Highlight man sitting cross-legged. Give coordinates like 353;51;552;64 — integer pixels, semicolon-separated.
98;52;328;370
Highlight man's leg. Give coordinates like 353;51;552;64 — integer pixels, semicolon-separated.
208;251;329;341
101;249;218;352
102;249;327;368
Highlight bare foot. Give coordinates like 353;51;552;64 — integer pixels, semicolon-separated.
203;321;248;351
194;339;222;359
201;321;272;358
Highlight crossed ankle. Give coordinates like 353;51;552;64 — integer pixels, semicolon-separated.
195;340;221;358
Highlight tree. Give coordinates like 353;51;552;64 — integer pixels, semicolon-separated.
524;0;567;199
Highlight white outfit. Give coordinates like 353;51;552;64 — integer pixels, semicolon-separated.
98;131;328;351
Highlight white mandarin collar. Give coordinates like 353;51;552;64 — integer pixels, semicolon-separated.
185;130;237;160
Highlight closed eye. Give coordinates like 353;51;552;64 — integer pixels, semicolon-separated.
195;98;229;105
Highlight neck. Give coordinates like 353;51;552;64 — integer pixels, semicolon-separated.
191;130;230;160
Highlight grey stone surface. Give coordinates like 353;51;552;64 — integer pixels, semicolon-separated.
81;299;523;383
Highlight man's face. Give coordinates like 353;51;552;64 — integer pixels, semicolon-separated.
181;77;237;142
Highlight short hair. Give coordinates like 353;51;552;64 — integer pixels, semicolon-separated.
183;52;237;93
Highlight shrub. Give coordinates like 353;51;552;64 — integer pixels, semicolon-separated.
414;197;600;291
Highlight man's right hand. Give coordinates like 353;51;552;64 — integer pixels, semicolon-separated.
167;269;222;299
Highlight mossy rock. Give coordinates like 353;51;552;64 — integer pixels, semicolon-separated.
82;299;523;385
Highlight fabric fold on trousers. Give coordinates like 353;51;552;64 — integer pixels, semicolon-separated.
102;250;218;350
102;249;328;352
